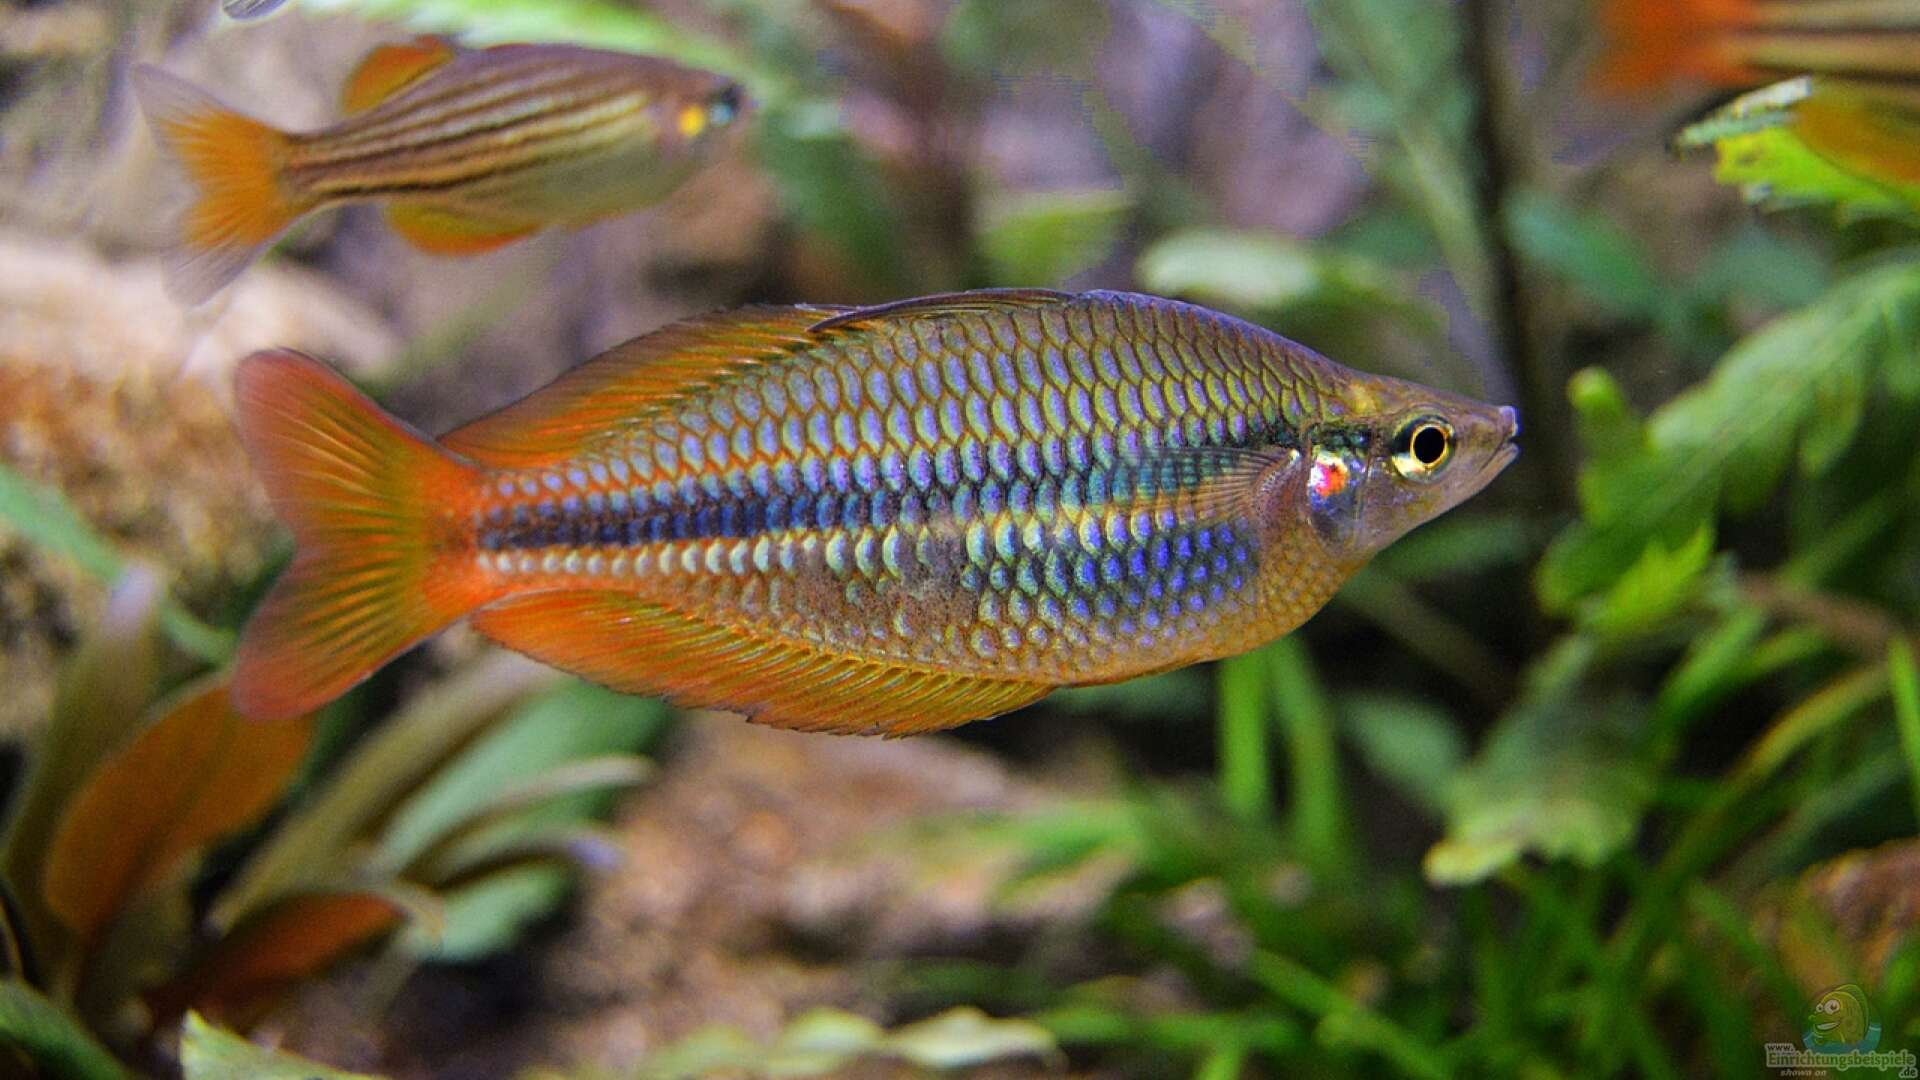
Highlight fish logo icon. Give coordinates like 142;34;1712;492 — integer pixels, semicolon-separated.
1804;984;1881;1054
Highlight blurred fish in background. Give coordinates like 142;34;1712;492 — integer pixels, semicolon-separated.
1593;0;1920;96
134;36;749;304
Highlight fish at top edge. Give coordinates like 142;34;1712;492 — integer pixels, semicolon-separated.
226;288;1520;736
130;36;748;305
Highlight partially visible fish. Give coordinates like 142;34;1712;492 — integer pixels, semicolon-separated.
132;37;747;304
227;289;1518;734
1594;0;1920;96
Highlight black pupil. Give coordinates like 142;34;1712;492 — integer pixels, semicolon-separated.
1411;425;1447;465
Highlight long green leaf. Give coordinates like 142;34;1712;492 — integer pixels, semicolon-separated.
0;464;230;662
179;1011;380;1080
210;654;556;929
0;980;128;1080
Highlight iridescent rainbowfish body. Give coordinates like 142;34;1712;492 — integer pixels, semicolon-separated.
132;38;746;304
230;289;1518;734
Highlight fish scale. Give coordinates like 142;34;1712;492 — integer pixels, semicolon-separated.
227;288;1519;732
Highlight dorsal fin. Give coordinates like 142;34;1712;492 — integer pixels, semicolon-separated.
342;36;459;114
806;288;1072;332
470;590;1051;736
440;305;849;468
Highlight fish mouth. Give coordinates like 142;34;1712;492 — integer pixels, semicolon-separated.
1482;405;1521;476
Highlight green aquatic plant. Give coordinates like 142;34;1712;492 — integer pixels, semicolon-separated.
0;569;660;1075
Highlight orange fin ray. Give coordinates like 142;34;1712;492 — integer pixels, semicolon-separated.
470;591;1050;736
231;351;495;720
131;65;308;304
385;203;536;254
342;36;460;113
439;306;852;468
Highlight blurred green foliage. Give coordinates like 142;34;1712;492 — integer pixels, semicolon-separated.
4;0;1920;1077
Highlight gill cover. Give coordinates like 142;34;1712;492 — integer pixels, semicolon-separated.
1306;446;1368;555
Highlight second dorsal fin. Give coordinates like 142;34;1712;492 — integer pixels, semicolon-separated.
439;305;850;468
807;287;1072;332
342;36;459;114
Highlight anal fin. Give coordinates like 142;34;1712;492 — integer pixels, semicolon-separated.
386;204;535;255
470;591;1050;736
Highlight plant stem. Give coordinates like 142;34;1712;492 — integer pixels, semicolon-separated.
1248;948;1451;1080
1267;640;1350;872
1216;653;1272;823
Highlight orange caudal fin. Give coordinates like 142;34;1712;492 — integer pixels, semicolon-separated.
231;351;495;720
131;65;310;305
1593;0;1757;95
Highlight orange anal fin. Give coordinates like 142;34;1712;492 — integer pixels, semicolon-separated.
438;305;849;469
231;350;494;720
386;204;536;255
343;36;459;113
470;591;1050;736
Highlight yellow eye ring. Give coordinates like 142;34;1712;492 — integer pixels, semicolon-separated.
1392;417;1453;479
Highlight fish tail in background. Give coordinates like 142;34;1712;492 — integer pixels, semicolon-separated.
1593;0;1757;94
130;65;312;304
1793;82;1920;185
231;350;495;720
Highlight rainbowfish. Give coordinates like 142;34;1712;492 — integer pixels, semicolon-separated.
132;38;746;304
1594;0;1920;96
229;289;1518;734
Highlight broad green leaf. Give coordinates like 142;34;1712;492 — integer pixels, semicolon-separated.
755;101;912;293
1577;523;1718;639
43;682;311;943
1136;229;1442;340
0;980;128;1080
1675;77;1920;222
1538;258;1920;611
393;755;649;881
978;187;1131;285
179;1011;380;1080
1504;189;1664;319
375;679;664;874
880;1006;1058;1069
0;571;162;978
1426;645;1654;885
155;892;404;1027
211;653;556;930
400;864;570;963
1340;693;1464;814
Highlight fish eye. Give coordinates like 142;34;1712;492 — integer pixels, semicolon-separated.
1391;416;1453;480
710;84;742;125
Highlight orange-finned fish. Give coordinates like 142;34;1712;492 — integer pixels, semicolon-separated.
1594;0;1920;96
229;289;1519;735
132;38;746;304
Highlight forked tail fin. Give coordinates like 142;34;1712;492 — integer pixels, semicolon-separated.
131;65;311;305
231;350;494;720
